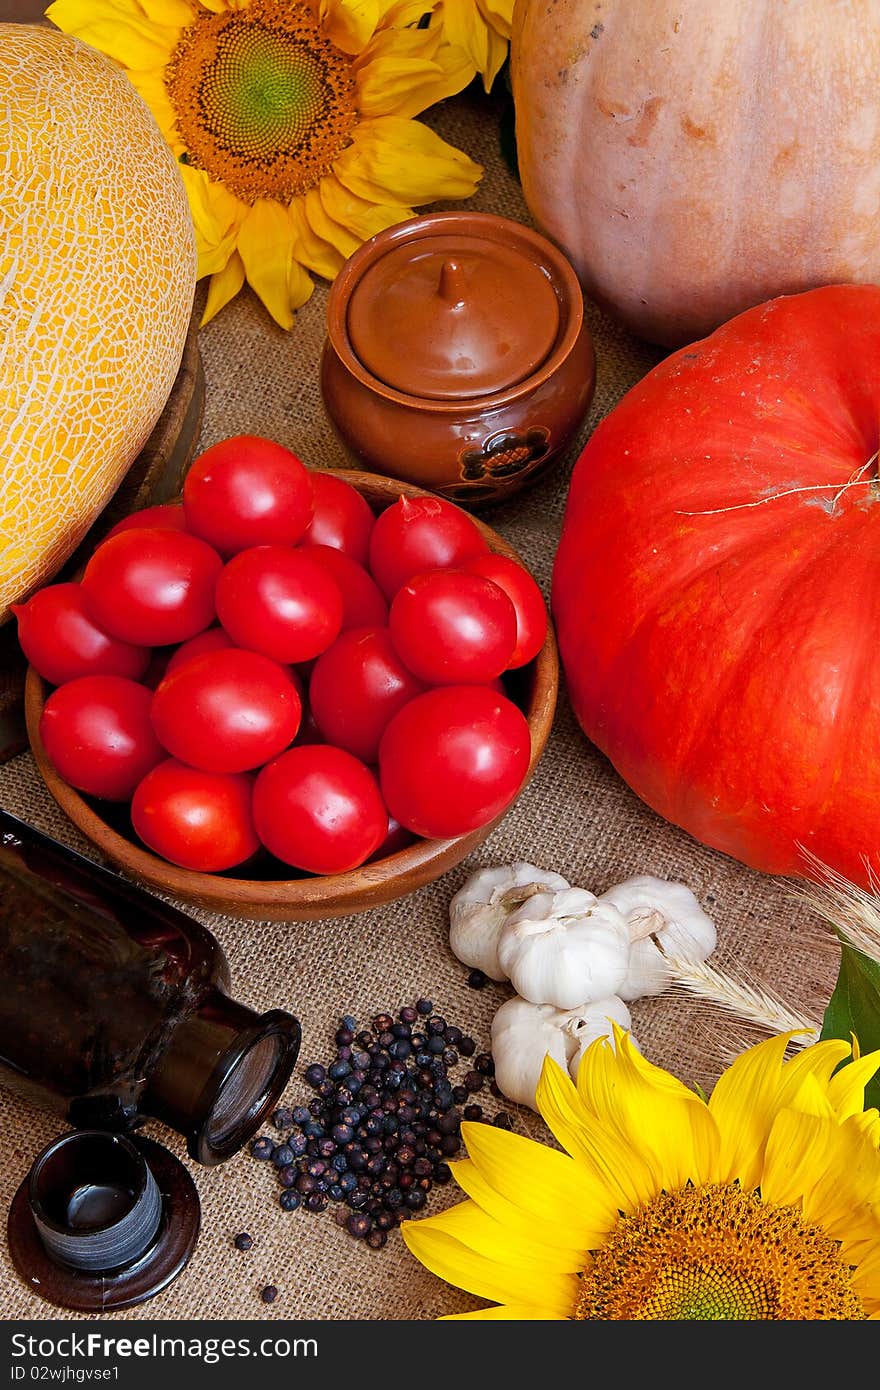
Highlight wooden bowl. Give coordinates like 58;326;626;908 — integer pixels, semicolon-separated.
24;470;559;922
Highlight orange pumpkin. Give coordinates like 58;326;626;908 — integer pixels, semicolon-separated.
511;0;880;347
552;285;880;888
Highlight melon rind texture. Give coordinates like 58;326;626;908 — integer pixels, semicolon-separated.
0;24;197;623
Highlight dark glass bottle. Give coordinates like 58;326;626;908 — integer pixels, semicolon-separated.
0;808;300;1164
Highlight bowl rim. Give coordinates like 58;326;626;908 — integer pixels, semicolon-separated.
24;467;559;919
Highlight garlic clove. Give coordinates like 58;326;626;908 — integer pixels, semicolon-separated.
598;875;717;1001
497;890;631;1009
448;862;570;981
490;996;575;1110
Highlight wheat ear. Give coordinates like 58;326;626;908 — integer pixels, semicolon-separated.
791;849;880;966
661;950;820;1045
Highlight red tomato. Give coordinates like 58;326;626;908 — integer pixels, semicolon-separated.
81;528;222;647
39;675;164;801
309;627;425;763
367;496;488;599
131;759;259;872
388;570;517;684
151;648;301;773
461;553;548;668
182;434;313;554
378;685;531;838
215;546;343;663
300;471;376;565
252;745;387;874
368;813;416;862
300;545;388;631
12;583;150;686
164;626;236;676
105;503;186;539
293;702;324;746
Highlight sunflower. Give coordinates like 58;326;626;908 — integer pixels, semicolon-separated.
46;0;483;328
402;1028;880;1319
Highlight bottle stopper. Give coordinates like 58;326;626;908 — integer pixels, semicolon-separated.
7;1129;200;1312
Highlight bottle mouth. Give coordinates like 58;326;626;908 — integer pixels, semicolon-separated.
145;996;301;1166
194;1011;301;1165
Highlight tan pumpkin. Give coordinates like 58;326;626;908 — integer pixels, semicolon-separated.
510;0;880;347
0;25;196;624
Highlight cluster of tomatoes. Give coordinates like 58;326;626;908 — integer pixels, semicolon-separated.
14;436;547;877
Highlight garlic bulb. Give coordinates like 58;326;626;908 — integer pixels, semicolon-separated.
491;994;634;1110
496;888;630;1008
448;862;570;980
598;874;717;1001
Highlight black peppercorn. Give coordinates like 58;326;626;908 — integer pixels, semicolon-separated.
261;1285;278;1304
234;1232;254;1251
467;969;488;989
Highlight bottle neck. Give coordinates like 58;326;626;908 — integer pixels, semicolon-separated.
145;990;301;1165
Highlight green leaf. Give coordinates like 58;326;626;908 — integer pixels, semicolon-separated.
820;939;880;1111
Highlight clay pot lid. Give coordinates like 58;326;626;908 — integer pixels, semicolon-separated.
346;232;561;400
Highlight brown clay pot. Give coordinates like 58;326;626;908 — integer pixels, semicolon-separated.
320;212;596;507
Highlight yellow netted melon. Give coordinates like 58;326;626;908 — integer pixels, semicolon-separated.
0;24;197;624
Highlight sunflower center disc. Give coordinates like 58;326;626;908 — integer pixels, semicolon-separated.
575;1182;866;1320
167;0;357;203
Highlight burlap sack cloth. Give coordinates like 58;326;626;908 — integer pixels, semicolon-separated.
0;84;838;1321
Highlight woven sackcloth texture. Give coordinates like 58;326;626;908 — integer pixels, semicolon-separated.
0;81;839;1322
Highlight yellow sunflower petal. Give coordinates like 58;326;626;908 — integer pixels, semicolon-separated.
762;1105;880;1250
536;1054;655;1214
287;245;315;313
334;116;482;207
477;25;509;91
126;67;181;145
318;175;411;243
289;197;346;280
376;0;436;22
575;1027;720;1196
201;251;245;325
441;1304;568;1320
177;164;241;276
237;198;303;330
303;187;360;261
418;1196;584;1274
709;1032;817;1187
460;1119;617;1242
448;1158;594;1256
400;1221;579;1313
45;0;181;70
355;29;473;118
135;0;194;24
318;0;380;55
477;0;514;39
827;1048;880;1120
438;0;489;75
